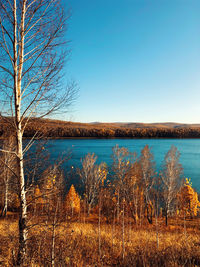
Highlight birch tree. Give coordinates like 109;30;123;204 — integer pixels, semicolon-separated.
139;145;155;224
161;145;182;226
112;145;130;222
0;1;75;265
0;135;17;217
78;153;107;215
124;160;143;224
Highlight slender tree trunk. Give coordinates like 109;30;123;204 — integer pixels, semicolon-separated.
51;202;58;267
147;204;153;224
155;203;159;249
83;200;85;224
145;193;153;224
14;1;28;265
1;163;9;217
165;200;171;226
112;209;115;252
117;190;120;223
98;197;101;258
122;200;125;261
1;143;12;218
88;202;91;216
1;180;8;217
139;199;143;227
51;222;56;267
165;209;168;226
17;127;28;265
184;211;187;237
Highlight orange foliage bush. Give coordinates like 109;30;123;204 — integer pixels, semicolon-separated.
178;178;200;217
64;185;80;215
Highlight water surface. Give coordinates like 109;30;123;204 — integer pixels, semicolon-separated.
35;138;200;191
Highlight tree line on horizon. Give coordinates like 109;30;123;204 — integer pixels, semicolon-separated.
2;119;200;138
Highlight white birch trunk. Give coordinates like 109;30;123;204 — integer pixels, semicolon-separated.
51;202;58;267
51;222;56;267
13;1;28;265
0;0;72;264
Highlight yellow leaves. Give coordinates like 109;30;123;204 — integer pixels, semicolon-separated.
178;178;200;217
65;257;70;264
112;196;117;203
34;185;41;196
98;164;108;186
45;175;56;190
27;185;44;212
34;185;44;205
52;175;56;184
65;185;80;214
184;178;192;187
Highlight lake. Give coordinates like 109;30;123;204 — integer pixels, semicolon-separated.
33;138;200;192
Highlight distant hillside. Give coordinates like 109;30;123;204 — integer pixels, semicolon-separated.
1;117;200;138
89;122;200;129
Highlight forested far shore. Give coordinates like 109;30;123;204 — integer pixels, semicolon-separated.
2;118;200;138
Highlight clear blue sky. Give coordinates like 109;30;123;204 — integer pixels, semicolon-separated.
62;0;200;123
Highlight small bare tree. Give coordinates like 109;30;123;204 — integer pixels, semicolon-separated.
112;145;130;222
161;145;183;226
139;145;155;224
0;135;17;217
124;160;142;224
0;1;76;265
78;153;107;215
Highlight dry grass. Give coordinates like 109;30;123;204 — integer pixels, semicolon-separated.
0;217;200;266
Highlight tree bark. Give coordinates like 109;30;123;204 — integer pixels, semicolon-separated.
165;209;168;226
98;200;101;258
14;1;28;265
1;178;8;217
87;202;91;216
51;222;56;267
122;200;125;261
16;127;27;265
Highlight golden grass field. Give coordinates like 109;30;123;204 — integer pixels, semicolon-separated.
0;215;200;266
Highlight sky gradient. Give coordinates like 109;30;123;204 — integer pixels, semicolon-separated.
62;0;200;123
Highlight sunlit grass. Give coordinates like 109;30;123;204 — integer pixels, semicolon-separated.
0;216;200;266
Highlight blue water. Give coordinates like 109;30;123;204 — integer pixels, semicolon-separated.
34;139;200;192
